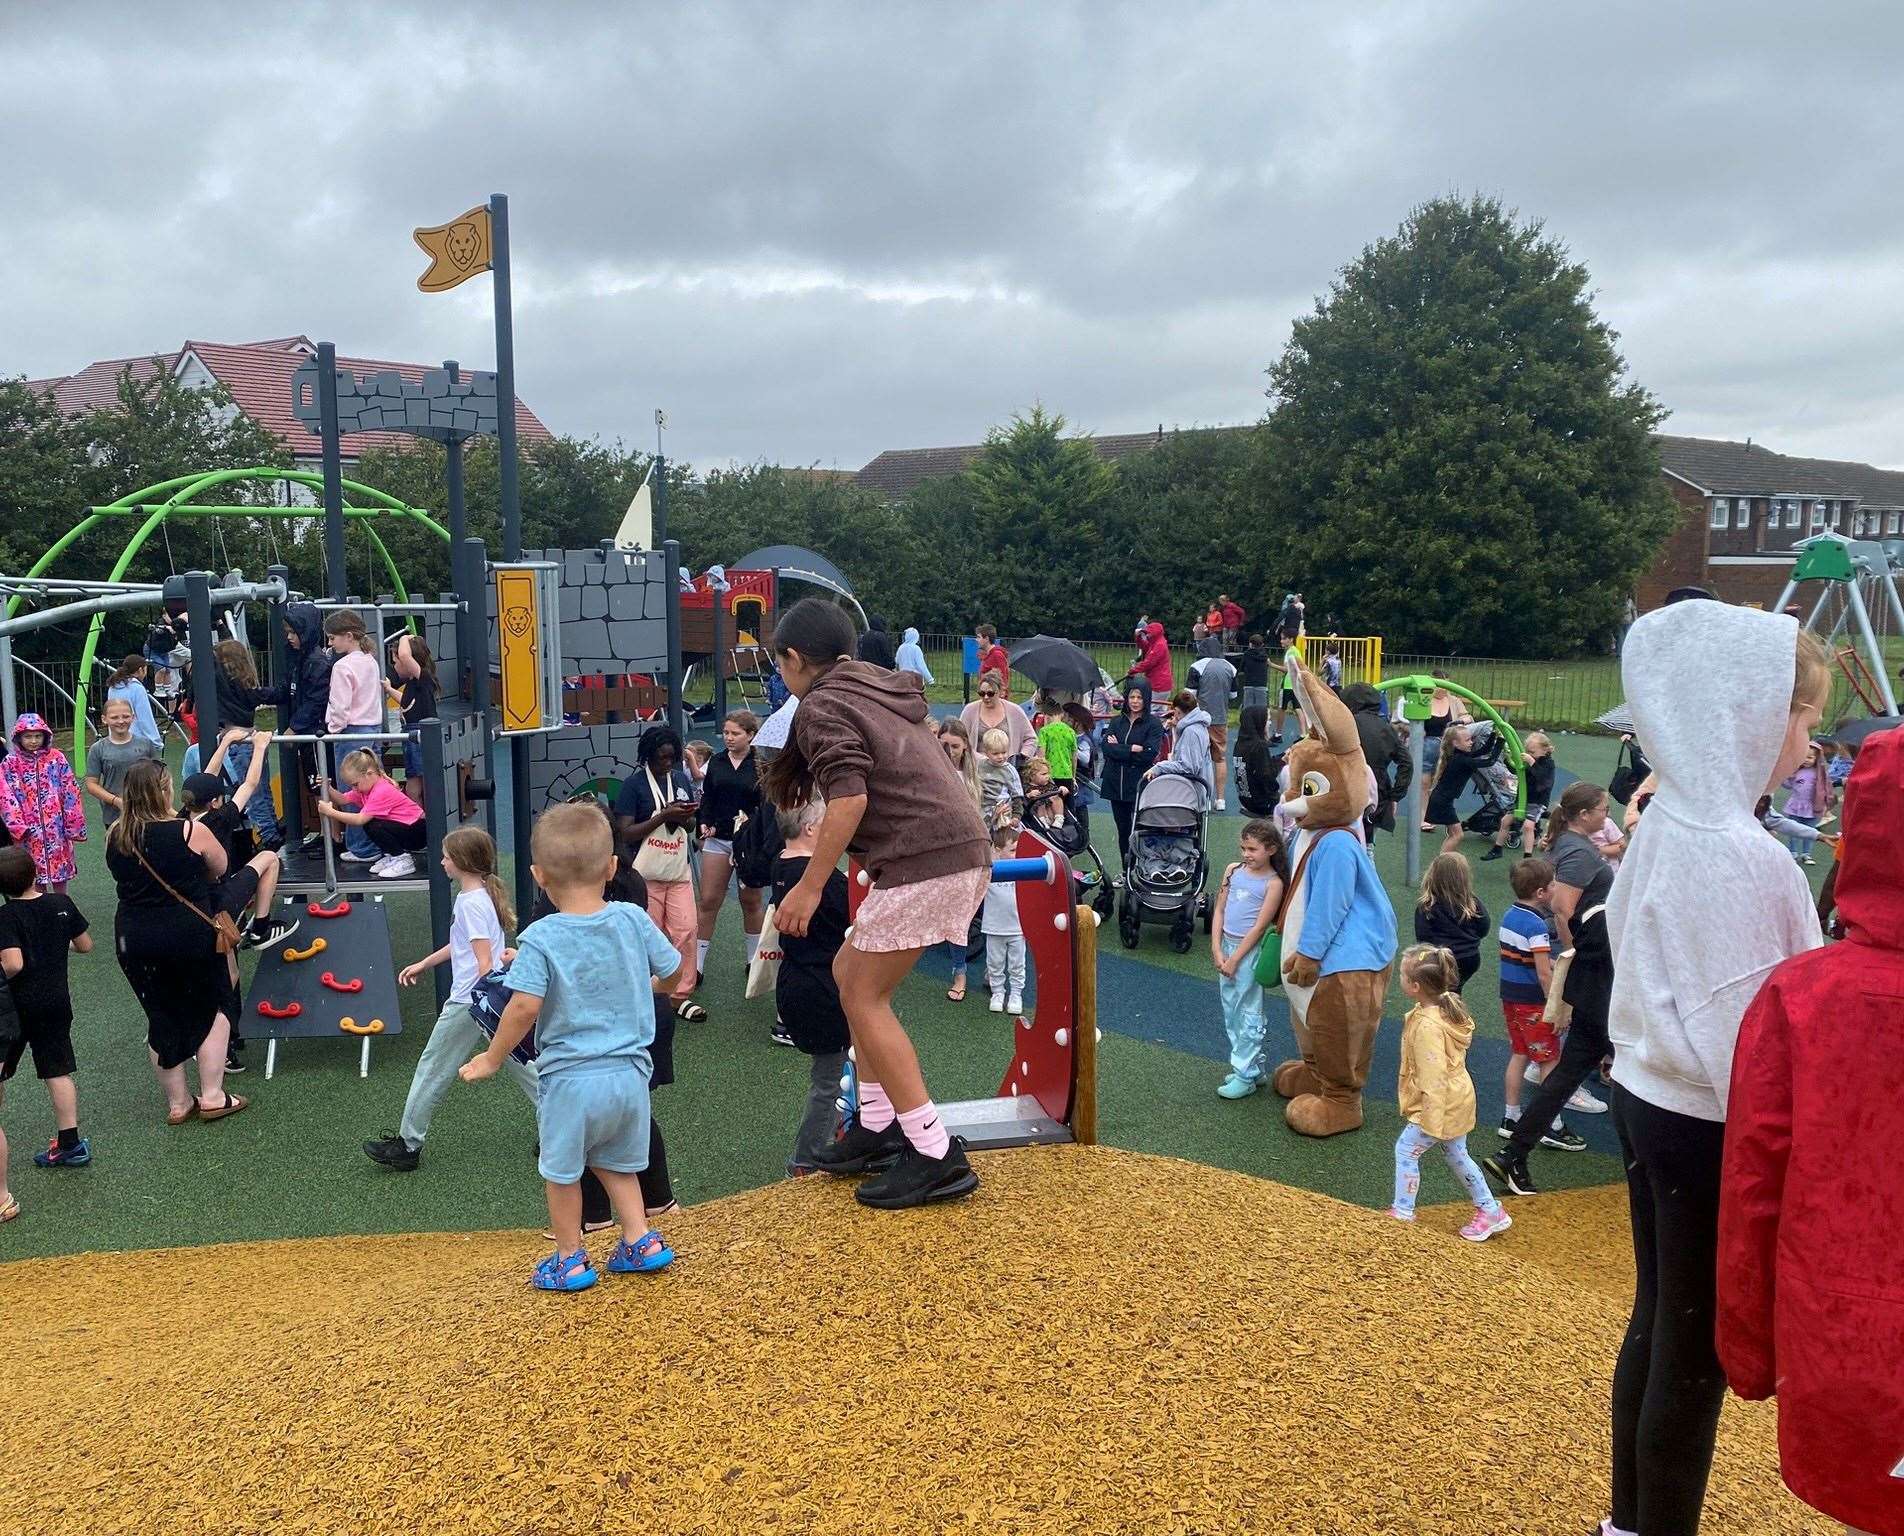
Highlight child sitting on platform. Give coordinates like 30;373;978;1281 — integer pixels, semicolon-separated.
459;801;682;1292
1391;944;1511;1241
316;749;426;879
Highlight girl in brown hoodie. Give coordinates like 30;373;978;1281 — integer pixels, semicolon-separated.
762;599;990;1209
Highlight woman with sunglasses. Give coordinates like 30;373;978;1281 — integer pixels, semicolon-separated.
958;674;1035;763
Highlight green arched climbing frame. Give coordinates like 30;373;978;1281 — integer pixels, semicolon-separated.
1376;674;1528;817
13;466;450;764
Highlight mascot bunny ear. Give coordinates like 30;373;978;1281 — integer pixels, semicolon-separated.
1286;651;1361;758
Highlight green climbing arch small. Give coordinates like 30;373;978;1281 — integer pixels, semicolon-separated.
13;466;450;764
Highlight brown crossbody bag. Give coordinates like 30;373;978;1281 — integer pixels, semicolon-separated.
133;836;242;955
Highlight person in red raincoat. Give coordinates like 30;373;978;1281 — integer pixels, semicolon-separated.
1718;722;1904;1536
1130;620;1172;698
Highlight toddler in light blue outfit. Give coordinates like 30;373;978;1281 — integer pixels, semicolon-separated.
461;802;683;1292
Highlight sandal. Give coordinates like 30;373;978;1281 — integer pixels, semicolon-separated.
198;1092;249;1122
606;1229;674;1274
674;999;708;1024
166;1097;200;1126
531;1248;597;1292
947;979;967;1003
0;1194;18;1224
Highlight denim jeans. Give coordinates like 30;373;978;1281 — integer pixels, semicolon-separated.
222;739;283;846
1218;931;1267;1080
790;1048;849;1173
336;724;383;858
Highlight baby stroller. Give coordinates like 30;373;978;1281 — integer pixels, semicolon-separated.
1118;772;1209;953
1024;786;1115;918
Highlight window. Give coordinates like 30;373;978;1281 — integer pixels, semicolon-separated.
1810;502;1826;529
1736;500;1753;530
1830;504;1842;528
1890;512;1902;535
1709;498;1729;529
1785;501;1801;529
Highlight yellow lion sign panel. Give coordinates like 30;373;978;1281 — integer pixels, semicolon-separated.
496;567;543;732
414;205;493;293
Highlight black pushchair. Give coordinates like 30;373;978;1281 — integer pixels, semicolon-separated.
1117;772;1208;953
1025;786;1114;918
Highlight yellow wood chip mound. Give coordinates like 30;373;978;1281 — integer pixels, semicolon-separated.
0;1146;1827;1535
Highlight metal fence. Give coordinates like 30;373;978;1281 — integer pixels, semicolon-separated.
6;658;89;732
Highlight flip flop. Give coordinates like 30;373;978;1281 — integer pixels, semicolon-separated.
166;1097;200;1126
198;1092;249;1122
0;1194;18;1224
947;981;967;1003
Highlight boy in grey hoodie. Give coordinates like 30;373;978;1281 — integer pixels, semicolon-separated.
1599;600;1829;1536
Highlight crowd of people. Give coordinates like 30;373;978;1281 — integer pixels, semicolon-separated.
3;587;1897;1533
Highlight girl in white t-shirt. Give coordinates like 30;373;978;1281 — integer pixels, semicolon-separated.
362;828;522;1170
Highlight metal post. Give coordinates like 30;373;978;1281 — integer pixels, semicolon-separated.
444;361;473;701
489;194;520;563
712;577;726;723
653;454;668;549
0;634;16;735
509;735;533;925
1403;718;1425;887
421;718;452;1009
664;539;685;740
268;564;301;848
184;571;219;750
317;342;347;601
464;538;497;839
1843;576;1901;715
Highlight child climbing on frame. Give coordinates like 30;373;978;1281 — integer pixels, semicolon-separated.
363;827;519;1173
210;639;283;848
385;633;439;809
1391;943;1511;1240
761;597;991;1208
0;845;93;1175
315;749;426;879
185;727;298;950
1212;818;1288;1100
459;802;682;1292
1482;731;1554;861
324;609;387;866
772;795;853;1175
0;714;87;893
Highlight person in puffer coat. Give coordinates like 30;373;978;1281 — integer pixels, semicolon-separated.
1717;723;1904;1536
0;714;87;890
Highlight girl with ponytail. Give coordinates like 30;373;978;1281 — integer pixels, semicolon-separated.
1392;943;1511;1241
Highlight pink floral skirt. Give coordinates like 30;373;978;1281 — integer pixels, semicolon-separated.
852;864;990;954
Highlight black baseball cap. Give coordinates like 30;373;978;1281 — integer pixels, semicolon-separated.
181;772;226;808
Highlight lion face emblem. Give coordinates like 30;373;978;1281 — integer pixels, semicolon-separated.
504;605;534;639
447;221;482;271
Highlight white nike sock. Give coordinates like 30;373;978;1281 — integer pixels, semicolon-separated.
745;934;759;963
696;939;710;971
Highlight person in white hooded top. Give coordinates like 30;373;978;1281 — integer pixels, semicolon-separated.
1599;600;1829;1536
893;627;934;685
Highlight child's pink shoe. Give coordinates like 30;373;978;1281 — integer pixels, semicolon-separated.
1386;1206;1415;1222
1459;1205;1512;1242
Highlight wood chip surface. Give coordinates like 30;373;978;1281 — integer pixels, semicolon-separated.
0;1146;1827;1534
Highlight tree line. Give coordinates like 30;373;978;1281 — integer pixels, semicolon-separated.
1;195;1679;659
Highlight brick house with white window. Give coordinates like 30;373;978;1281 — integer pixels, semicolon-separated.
1643;436;1903;610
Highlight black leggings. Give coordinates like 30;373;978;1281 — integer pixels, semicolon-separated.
1609;1084;1728;1535
1109;798;1136;866
579;1118;671;1225
363;816;428;857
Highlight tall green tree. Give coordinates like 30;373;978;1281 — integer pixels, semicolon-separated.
1246;194;1675;656
965;406;1116;634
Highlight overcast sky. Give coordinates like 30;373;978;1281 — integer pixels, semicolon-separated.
5;2;1902;471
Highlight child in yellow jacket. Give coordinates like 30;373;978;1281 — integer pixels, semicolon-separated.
1392;944;1511;1242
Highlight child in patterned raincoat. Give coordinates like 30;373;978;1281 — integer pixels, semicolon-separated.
0;714;87;891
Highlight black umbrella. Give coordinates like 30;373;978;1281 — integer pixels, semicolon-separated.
1829;713;1904;751
1006;634;1100;693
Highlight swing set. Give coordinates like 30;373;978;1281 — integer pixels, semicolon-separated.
1772;532;1904;718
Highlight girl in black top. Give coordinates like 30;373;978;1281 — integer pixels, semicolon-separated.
104;760;246;1124
694;711;766;987
389;635;440;807
1412;851;1490;991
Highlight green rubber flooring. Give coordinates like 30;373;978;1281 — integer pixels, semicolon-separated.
1;731;1753;1261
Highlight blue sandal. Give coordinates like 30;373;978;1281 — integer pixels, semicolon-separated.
531;1248;598;1292
607;1229;674;1273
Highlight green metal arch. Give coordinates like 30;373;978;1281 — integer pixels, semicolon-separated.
1375;673;1528;817
22;465;452;762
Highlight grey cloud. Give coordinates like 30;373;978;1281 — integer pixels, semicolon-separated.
3;0;1901;469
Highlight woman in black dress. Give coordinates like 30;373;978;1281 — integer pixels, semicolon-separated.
105;760;246;1124
693;710;766;984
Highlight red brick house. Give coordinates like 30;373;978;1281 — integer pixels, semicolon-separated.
1645;435;1904;610
26;336;553;475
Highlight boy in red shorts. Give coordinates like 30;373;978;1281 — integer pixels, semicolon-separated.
1496;858;1584;1150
